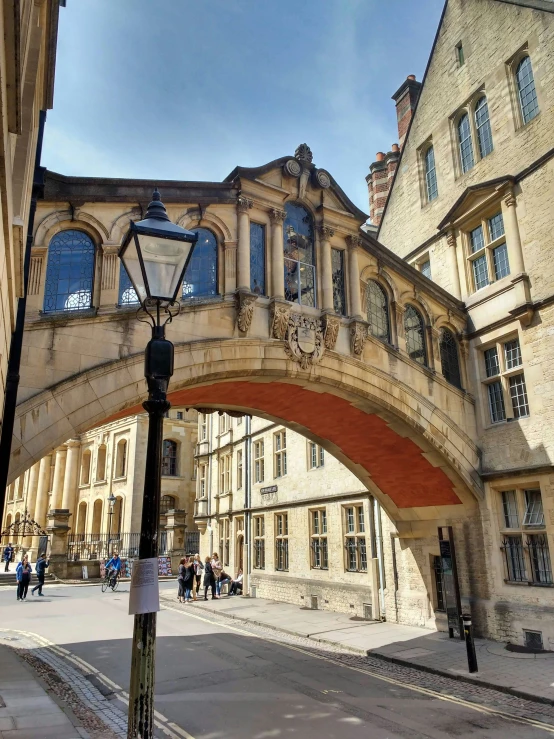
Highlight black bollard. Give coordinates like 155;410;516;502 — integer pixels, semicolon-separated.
462;613;478;673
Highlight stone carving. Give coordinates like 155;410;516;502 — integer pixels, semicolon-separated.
322;314;340;350
270;208;286;224
235;291;257;333
237;196;253;212
315;169;331;188
294;143;313;163
270;302;291;339
347;234;362;250
318;224;335;240
285;313;325;369
283;159;302;178
299;169;310;200
350;320;368;357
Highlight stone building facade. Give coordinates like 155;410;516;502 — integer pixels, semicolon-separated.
376;0;554;647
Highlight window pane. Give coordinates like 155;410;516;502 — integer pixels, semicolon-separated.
299;263;316;307
250;223;266;296
347;539;357;571
527;534;552;584
516;56;539;125
420;260;431;279
366;281;390;343
424;146;438;201
523;489;544;526
359;539;367;571
439;328;462;389
484;347;499;377
493;244;510;280
321;510;327;534
501;490;519;529
118;262;139;306
503;536;527;582
469;225;485;254
457;114;475;173
504;339;522;369
346;507;355;533
43;230;95;313
182;228;218;298
358;507;365;532
331;248;346;315
404;306;427;365
475;97;494;158
488;381;506;423
509;374;529;419
472;253;489;290
284;203;316;307
488;213;505;241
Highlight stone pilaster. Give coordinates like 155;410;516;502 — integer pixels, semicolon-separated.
446;230;461;300
319;224;335;312
237;197;253;291
34;454;52;528
347;234;363;318
50;447;67;511
46;509;72;579
61;440;80;512
270;209;286;299
165;509;188;572
501;188;525;275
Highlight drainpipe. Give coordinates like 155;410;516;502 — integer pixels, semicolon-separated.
0;111;47;521
374;498;386;619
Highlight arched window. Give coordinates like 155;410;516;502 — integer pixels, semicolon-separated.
404;305;427;366
115;440;127;478
474;97;493;158
424;146;438;202
43;230;95;313
457;114;474;173
439;328;462;389
91;500;102;537
76;502;87;536
283;203;316;307
96;445;107;482
516;56;539;125
118;262;139;306
80;450;91;486
182;228;218;298
160;495;176;515
366;281;390;343
162;440;178;476
7;484;14;503
113;497;123;536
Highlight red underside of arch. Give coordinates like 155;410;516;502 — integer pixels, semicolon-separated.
106;381;461;509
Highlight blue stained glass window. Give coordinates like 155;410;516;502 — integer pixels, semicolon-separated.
43;230;95;313
182;228;218;298
284;203;316;307
118;262;139;306
250;223;266;296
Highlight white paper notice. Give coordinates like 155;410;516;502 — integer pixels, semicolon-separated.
128;557;160;615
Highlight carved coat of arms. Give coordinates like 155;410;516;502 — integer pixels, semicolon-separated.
284;313;325;369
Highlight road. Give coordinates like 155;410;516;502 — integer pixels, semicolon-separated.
0;580;551;738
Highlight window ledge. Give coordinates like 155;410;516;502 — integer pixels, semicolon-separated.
113;476;127;483
504;579;554;588
93;479;107;486
38;307;98;322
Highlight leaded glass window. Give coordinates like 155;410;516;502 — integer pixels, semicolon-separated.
182;228;218;298
457;113;474;173
487;381;506;423
43;230;95;313
509;374;529;419
424;146;438;202
502;491;519;529
331;248;346;315
516;57;539;125
366;281;390;343
472;254;489;290
284;203;316;307
484;347;500;377
420;260;431;279
493;244;510;280
504;339;522;369
488;213;505;241
162;440;177;476
475;97;493;158
118;262;139;306
439;328;462;389
404;305;427;365
250;223;265;295
470;225;485;253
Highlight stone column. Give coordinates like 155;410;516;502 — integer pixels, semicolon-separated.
501;189;525;275
46;510;71;579
224;240;238;295
237;197;253;291
446;231;462;300
165;509;188;573
270;209;286;299
319;225;335;312
50;447;67;511
61;440;81;513
25;463;40;525
34;454;52;527
347;235;363;318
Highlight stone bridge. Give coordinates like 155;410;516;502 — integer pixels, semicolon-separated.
11;145;479;536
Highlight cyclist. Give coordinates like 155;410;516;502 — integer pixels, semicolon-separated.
105;550;122;588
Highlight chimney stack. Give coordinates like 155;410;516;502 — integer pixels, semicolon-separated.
366;145;401;226
392;74;422;148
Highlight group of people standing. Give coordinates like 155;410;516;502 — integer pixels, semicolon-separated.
177;552;243;603
3;545;50;601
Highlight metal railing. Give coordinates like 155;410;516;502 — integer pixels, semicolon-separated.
67;531;200;561
185;532;200;554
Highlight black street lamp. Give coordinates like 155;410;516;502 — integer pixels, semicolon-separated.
106;493;116;555
119;189;197;739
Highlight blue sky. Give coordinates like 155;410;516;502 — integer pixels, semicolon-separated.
43;0;445;212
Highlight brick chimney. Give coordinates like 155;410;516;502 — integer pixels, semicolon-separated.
366;144;401;226
392;74;422;148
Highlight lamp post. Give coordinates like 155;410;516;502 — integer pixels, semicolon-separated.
119;189;197;739
106;493;116;556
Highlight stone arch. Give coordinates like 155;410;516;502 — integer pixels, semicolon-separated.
91;499;103;537
35;212;107;249
11;338;481;531
360;265;399;306
177;209;232;242
76;501;87;535
108;209;142;245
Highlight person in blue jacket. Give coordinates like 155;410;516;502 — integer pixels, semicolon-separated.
31;553;50;596
16;555;32;601
3;543;14;572
105;550;122;587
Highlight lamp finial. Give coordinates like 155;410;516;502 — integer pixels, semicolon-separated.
145;187;169;221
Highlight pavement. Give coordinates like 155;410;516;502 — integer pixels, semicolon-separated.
164;591;554;705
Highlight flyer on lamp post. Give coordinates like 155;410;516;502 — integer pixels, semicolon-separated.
128;557;160;615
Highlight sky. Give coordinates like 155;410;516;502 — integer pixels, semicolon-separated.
43;0;445;213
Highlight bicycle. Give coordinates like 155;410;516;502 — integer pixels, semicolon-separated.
101;568;120;593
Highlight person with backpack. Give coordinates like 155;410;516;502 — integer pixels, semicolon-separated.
31;553;50;596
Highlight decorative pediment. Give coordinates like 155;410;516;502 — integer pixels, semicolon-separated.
437;177;515;231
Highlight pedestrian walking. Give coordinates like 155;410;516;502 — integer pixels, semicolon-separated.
183;557;194;603
177;557;187;603
16;555;32;601
193;554;204;601
211;552;222;597
31;553;49;596
3;543;13;572
203;556;217;600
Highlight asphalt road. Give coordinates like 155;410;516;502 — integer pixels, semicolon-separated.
0;580;551;738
